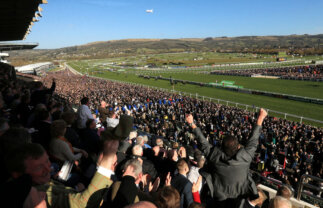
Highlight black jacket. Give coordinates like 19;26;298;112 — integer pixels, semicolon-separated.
171;173;193;208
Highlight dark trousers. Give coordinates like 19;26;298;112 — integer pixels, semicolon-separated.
213;197;243;208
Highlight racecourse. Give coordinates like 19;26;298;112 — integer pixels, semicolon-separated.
67;60;323;126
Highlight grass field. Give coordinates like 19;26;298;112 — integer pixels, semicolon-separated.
74;52;323;67
140;73;323;99
69;61;323;99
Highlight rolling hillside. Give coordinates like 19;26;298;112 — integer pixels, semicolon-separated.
8;34;323;65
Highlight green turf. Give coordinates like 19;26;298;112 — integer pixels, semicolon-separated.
68;62;323;126
139;73;323;99
69;61;323;99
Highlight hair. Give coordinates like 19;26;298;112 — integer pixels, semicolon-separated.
222;135;240;157
188;202;205;208
177;158;189;173
80;97;89;105
136;136;144;145
276;186;293;199
155;186;180;208
197;156;206;168
129;131;137;140
269;196;292;208
34;103;47;112
61;111;76;125
108;110;115;118
86;119;95;128
50;119;67;138
6;143;46;174
124;158;142;178
37;109;50;121
0;128;31;156
156;138;163;147
132;144;143;156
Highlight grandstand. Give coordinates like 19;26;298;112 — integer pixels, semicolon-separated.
15;62;54;75
0;52;9;64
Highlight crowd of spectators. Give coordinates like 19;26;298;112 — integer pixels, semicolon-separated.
0;66;322;208
211;65;323;81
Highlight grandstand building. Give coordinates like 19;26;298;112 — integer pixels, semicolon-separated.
15;62;54;75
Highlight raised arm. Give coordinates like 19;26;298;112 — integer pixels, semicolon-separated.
244;108;268;157
68;139;118;207
186;114;212;156
45;78;56;94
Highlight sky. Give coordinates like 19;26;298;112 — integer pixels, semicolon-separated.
24;0;323;49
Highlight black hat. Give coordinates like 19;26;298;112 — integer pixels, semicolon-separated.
101;115;134;140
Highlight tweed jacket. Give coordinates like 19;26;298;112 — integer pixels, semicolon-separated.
35;172;113;208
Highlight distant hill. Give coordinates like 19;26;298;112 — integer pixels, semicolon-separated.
7;34;323;65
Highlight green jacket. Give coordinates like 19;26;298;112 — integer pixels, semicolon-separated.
35;172;113;208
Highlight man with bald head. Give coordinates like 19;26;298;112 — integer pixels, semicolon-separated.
269;196;292;208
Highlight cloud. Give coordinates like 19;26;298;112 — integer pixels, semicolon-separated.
82;0;132;7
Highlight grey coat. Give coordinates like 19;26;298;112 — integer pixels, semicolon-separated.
193;125;262;201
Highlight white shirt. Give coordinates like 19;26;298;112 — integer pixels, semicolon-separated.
188;166;202;192
77;104;93;129
97;166;115;178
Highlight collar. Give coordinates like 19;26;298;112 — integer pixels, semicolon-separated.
97;166;115;178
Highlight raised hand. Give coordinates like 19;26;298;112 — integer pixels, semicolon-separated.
149;177;160;192
178;146;187;158
192;176;202;193
257;108;268;126
165;172;172;186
